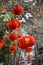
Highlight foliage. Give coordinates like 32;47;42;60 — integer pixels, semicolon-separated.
0;14;15;22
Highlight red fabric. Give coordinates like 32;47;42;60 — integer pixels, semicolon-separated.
27;56;31;61
0;38;6;50
9;45;17;51
16;21;22;28
25;47;32;53
1;38;6;45
0;44;3;50
13;5;24;15
18;36;35;49
9;33;19;41
6;20;21;30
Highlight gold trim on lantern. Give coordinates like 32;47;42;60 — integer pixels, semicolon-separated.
25;38;30;44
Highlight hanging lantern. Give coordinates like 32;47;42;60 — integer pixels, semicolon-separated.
25;47;32;53
27;56;31;61
0;38;6;50
0;44;3;50
9;45;17;51
16;20;22;29
1;38;6;45
9;33;19;41
18;36;35;49
6;20;22;30
13;5;24;15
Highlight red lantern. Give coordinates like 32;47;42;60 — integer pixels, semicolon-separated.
9;45;17;51
27;56;31;61
0;44;3;50
6;20;21;30
0;38;6;50
1;38;6;45
28;36;35;46
16;20;22;28
18;36;35;49
9;33;19;41
13;5;24;15
25;47;32;53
